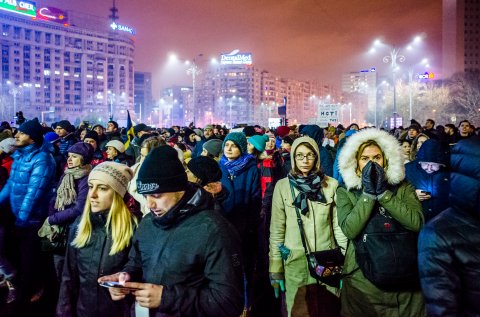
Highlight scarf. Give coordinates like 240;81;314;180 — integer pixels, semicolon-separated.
220;154;255;178
288;173;326;215
55;165;92;211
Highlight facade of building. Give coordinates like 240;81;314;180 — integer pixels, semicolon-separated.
0;5;135;126
134;71;152;123
341;69;378;126
442;0;480;78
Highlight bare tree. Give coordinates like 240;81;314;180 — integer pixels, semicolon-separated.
447;71;480;125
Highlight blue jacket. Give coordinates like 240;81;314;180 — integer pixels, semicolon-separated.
58;133;78;157
219;156;261;240
0;143;56;227
418;136;480;317
405;139;450;222
299;125;334;177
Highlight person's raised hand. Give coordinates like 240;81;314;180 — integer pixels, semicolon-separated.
97;272;132;300
372;162;387;195
361;161;376;196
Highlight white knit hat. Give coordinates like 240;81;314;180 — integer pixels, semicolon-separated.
105;140;125;153
88;162;133;196
0;138;16;154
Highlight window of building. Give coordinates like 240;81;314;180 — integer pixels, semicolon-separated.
35;31;41;43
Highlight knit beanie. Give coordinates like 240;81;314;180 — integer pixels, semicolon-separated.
84;130;99;144
18;118;43;144
44;132;60;143
193;128;203;138
203;139;223;157
88;162;133;197
68;142;94;165
248;134;269;152
56;120;73;132
276;126;290;138
223;132;248;154
183;128;196;138
105;140;125;153
137;145;188;194
187;156;222;186
0;138;16;154
134;123;148;135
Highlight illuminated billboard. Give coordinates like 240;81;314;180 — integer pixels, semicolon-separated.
34;7;68;25
416;72;435;80
110;21;135;35
0;0;36;17
220;49;253;65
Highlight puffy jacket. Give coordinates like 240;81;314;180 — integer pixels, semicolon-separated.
0;144;56;227
57;212;132;317
123;185;244;317
418;136;480;317
48;174;89;226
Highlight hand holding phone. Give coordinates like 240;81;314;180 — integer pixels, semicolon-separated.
99;281;141;291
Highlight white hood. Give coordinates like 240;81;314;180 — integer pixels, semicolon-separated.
338;128;405;190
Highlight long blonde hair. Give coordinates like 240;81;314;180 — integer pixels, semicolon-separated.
72;191;137;255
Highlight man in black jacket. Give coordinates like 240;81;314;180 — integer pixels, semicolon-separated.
99;145;244;317
418;136;480;317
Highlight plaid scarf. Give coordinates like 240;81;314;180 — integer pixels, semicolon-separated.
288;173;326;215
220;154;255;178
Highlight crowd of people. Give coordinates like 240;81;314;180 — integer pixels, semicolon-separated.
0;116;478;317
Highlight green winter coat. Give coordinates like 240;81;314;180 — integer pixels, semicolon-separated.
269;136;348;316
336;129;426;317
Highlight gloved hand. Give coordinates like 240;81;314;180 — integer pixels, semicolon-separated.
372;162;387;195
277;244;290;261
361;161;376;195
269;272;285;298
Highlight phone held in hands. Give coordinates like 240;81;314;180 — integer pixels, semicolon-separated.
421;190;431;195
99;281;140;291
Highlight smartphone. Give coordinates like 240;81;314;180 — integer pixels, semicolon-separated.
99;281;140;290
421;191;431;195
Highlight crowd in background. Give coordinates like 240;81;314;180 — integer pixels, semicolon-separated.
0;116;478;317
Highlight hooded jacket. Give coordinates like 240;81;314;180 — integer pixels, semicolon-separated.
269;136;347;315
418;136;480;317
405;139;450;222
298;125;334;177
0;143;56;227
336;129;425;317
123;184;244;317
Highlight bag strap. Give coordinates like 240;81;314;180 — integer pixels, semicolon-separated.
289;181;311;255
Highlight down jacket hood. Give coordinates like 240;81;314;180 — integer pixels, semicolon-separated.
290;136;320;174
338;128;405;190
415;139;449;166
449;136;480;216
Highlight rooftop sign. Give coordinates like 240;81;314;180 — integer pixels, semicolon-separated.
35;7;68;25
220;49;253;65
110;21;135;35
0;0;36;17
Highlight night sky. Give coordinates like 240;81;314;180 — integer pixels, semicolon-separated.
40;0;442;96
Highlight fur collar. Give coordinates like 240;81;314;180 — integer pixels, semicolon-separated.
338;128;405;190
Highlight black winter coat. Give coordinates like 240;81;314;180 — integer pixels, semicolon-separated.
57;212;132;317
124;185;244;317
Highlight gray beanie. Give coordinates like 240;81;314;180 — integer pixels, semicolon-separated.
203;139;223;157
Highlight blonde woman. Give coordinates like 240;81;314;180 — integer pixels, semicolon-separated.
56;162;137;317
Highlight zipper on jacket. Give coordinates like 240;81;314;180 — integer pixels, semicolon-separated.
363;234;367;242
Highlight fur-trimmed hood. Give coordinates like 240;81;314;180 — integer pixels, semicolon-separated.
338;128;405;190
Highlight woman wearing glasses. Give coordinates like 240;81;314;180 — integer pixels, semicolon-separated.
269;136;347;316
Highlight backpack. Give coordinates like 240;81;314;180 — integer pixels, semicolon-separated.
353;203;419;291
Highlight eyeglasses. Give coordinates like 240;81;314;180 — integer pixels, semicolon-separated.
294;153;316;161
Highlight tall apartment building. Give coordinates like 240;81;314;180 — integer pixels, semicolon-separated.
134;71;152;123
442;0;480;78
191;53;336;127
0;4;135;125
341;69;378;125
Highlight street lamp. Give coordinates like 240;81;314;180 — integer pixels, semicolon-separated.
107;90;115;121
186;54;203;126
369;36;422;128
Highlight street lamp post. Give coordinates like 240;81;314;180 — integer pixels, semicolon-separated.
186;54;203;126
107;91;115;121
382;47;405;129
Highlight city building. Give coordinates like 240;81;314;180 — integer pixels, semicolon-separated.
341;69;378;126
0;2;135;126
442;0;480;78
134;71;152;123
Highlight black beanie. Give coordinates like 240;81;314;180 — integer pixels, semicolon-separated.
18;118;43;144
137;146;188;194
84;130;99;144
187;156;222;186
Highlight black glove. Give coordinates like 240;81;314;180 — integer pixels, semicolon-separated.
371;162;387;195
361;161;376;195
